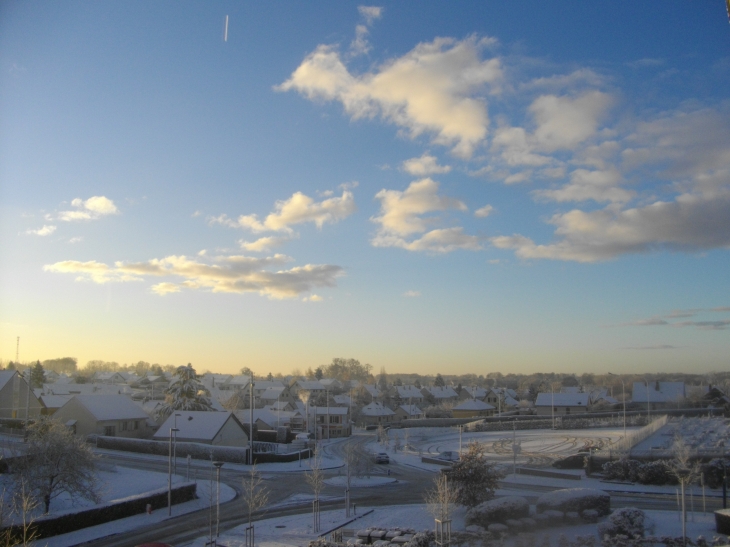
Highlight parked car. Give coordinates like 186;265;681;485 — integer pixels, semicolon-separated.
552;453;587;469
374;452;390;464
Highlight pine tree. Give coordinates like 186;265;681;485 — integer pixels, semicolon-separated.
447;441;503;507
157;364;213;420
434;374;445;387
31;361;46;388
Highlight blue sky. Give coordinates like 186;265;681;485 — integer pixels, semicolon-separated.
1;1;729;375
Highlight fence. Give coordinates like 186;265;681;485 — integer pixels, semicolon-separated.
600;414;668;454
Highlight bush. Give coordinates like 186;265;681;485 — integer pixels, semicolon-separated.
447;442;503;507
465;496;529;527
602;459;642;482
636;460;675;486
536;488;610;516
597;507;650;538
702;458;730;489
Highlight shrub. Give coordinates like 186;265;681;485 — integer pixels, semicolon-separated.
702;458;730;489
597;507;650;538
536;488;610;516
602;459;642;482
636;460;674;486
465;496;529;527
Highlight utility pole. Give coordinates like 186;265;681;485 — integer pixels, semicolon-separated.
249;373;254;465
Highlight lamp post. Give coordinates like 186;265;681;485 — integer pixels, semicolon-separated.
551;385;555;430
645;379;651;421
173;413;181;475
213;461;224;538
168;426;179;516
608;373;626;438
676;466;691;546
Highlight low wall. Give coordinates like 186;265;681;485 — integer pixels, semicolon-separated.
94;436;250;464
515;467;582;480
1;482;196;541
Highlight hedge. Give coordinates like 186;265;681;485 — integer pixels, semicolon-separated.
0;482;196;541
94;436;251;463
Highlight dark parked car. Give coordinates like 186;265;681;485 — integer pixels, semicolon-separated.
552;453;588;469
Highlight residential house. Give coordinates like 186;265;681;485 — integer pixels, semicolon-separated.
0;370;43;420
632;382;685;408
452;399;495;418
458;386;488;401
422;385;459;403
359;402;395;427
313;406;349;438
394;404;424;422
396;385;425;404
535;392;590;416
54;394;151;438
485;388;519;412
155;411;248;447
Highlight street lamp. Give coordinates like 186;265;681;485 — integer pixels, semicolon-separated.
645;379;651;421
173;413;181;475
213;461;224;538
551;384;555;430
168;426;180;516
608;373;626;438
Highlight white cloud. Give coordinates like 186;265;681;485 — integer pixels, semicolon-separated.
239;236;289;252
530;91;613;153
350;25;372;56
403;290;421;297
401;153;452;176
277;36;503;158
474;205;494;218
533;168;633;204
58;196;118;221
68;236;83;244
373;227;481;253
27;225;56;236
358;6;382;24
45;253;344;300
303;294;323;302
491;192;730;262
371;178;466;237
212;189;355;233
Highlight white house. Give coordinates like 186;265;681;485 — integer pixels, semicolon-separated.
54;394;151;438
154;411;248;447
632;382;685;406
535;392;589;416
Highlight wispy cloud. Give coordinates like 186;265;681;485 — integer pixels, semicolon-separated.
239;236;290;252
403;290;421;297
56;196;119;222
211;189;355;234
45;253;344;300
615;307;730;330
623;345;679;350
474;205;494;218
401;153;451;176
26;225;56;236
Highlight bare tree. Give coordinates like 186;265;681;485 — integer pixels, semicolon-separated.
241;464;270;529
669;435;700;544
305;447;325;502
424;473;458;522
13;418;100;514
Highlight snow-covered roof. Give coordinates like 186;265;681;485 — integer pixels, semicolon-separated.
0;370;17;391
360;402;394;416
228;375;251;387
333;394;351;405
632;382;685;403
296;380;325;391
397;385;424;399
154;411;242;441
68;394;150;421
319;378;340;388
462;386;488;399
314;406;348;415
535;393;589;407
253;380;285;391
363;385;380;397
453;399;495;411
397;405;423;416
259;386;285;400
424;386;459;399
40;394;72;409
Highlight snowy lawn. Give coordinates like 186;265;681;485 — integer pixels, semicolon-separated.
187;504;726;547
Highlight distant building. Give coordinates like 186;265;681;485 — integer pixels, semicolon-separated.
155;411;248;447
534;392;589;416
0;370;43;420
452;398;495;418
394;404;423;422
54;394;151;438
422;386;459;403
359;401;395;427
313;406;350;438
632;382;685;408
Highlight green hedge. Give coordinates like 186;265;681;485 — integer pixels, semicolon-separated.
1;482;196;541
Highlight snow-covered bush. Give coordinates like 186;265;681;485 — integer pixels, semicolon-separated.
636;460;674;486
702;458;730;489
465;496;529;526
602;459;642;482
536;488;610;516
597;507;649;538
403;531;433;547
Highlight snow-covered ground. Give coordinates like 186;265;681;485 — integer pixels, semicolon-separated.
632;416;730;455
184;504;724;547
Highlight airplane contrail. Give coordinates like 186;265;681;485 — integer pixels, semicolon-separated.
224;15;229;42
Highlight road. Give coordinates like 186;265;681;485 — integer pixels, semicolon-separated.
78;435;725;547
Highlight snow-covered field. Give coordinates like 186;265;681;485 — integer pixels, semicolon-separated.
632;416;730;455
185;504;724;547
368;426;637;469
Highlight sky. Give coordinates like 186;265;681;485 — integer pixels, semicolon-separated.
1;1;729;376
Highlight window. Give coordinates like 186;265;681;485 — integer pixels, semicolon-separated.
133;420;139;430
104;426;116;437
121;421;128;431
329;415;340;424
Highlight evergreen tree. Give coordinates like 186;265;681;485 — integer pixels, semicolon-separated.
6;361;15;371
31;361;46;388
434;373;445;387
157;364;213;420
447;441;503;507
